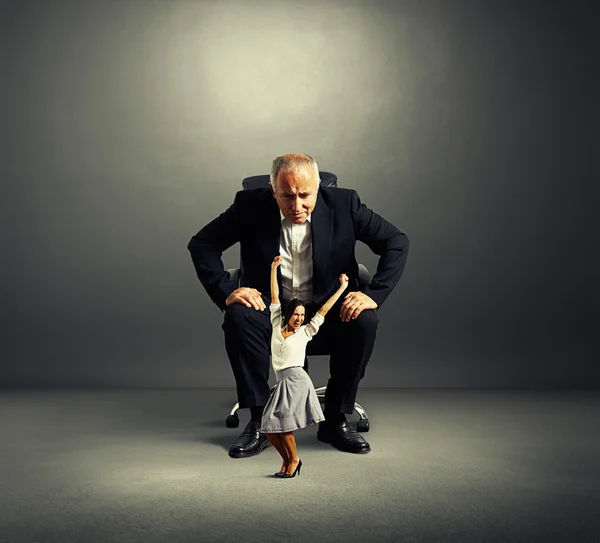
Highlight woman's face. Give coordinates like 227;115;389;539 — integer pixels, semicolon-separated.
287;306;305;330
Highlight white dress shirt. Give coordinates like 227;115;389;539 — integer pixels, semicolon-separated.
279;212;314;303
269;304;324;372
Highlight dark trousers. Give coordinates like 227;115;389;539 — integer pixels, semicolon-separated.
222;297;378;418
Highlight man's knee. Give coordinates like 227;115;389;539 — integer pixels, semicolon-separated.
223;303;269;333
352;309;378;335
223;303;249;326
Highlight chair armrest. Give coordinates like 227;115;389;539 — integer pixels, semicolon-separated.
358;264;371;289
229;265;368;291
227;268;241;288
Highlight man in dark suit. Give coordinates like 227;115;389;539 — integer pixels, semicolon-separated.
188;153;409;457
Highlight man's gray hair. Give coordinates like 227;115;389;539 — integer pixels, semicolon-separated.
270;153;320;185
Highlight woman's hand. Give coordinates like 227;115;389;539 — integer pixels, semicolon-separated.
272;256;282;267
339;273;349;288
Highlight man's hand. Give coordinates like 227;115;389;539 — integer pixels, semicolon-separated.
340;291;377;322
225;288;266;311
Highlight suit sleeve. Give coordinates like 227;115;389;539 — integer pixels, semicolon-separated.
187;191;244;311
350;190;409;308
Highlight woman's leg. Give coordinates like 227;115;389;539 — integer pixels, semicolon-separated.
266;433;289;472
280;432;300;475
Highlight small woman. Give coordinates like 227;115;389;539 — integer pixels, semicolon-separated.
261;255;349;478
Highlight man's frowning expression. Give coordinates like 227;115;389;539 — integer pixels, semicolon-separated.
270;167;319;224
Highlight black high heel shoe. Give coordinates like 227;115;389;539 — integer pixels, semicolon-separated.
279;459;302;478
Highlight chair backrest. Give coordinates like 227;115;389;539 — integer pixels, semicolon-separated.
242;171;337;190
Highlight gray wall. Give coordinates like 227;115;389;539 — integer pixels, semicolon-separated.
2;0;596;388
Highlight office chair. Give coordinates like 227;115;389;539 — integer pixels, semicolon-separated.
224;171;371;432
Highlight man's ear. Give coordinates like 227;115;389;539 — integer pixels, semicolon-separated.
268;182;275;196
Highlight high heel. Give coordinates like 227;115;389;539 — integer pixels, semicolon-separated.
280;459;302;478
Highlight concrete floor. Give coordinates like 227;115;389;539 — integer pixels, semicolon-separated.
1;388;599;543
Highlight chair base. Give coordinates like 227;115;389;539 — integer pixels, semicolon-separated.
225;385;370;432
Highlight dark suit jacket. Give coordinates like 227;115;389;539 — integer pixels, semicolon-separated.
188;186;409;311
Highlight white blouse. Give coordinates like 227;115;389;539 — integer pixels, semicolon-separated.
269;303;325;373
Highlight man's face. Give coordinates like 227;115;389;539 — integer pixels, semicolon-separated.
270;167;319;224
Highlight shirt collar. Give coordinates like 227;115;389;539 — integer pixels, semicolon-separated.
279;211;312;224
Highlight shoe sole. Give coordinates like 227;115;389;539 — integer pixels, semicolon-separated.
317;433;371;454
228;439;271;458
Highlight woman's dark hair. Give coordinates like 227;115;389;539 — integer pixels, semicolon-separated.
283;298;306;328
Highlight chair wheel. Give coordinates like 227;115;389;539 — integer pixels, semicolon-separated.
226;415;239;428
357;419;369;433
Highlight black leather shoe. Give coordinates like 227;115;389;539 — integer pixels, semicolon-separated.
317;419;371;454
228;421;270;458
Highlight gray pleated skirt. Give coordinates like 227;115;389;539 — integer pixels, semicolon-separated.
260;366;325;433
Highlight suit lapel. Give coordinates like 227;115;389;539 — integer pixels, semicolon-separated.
262;188;333;298
311;189;333;296
263;191;283;291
